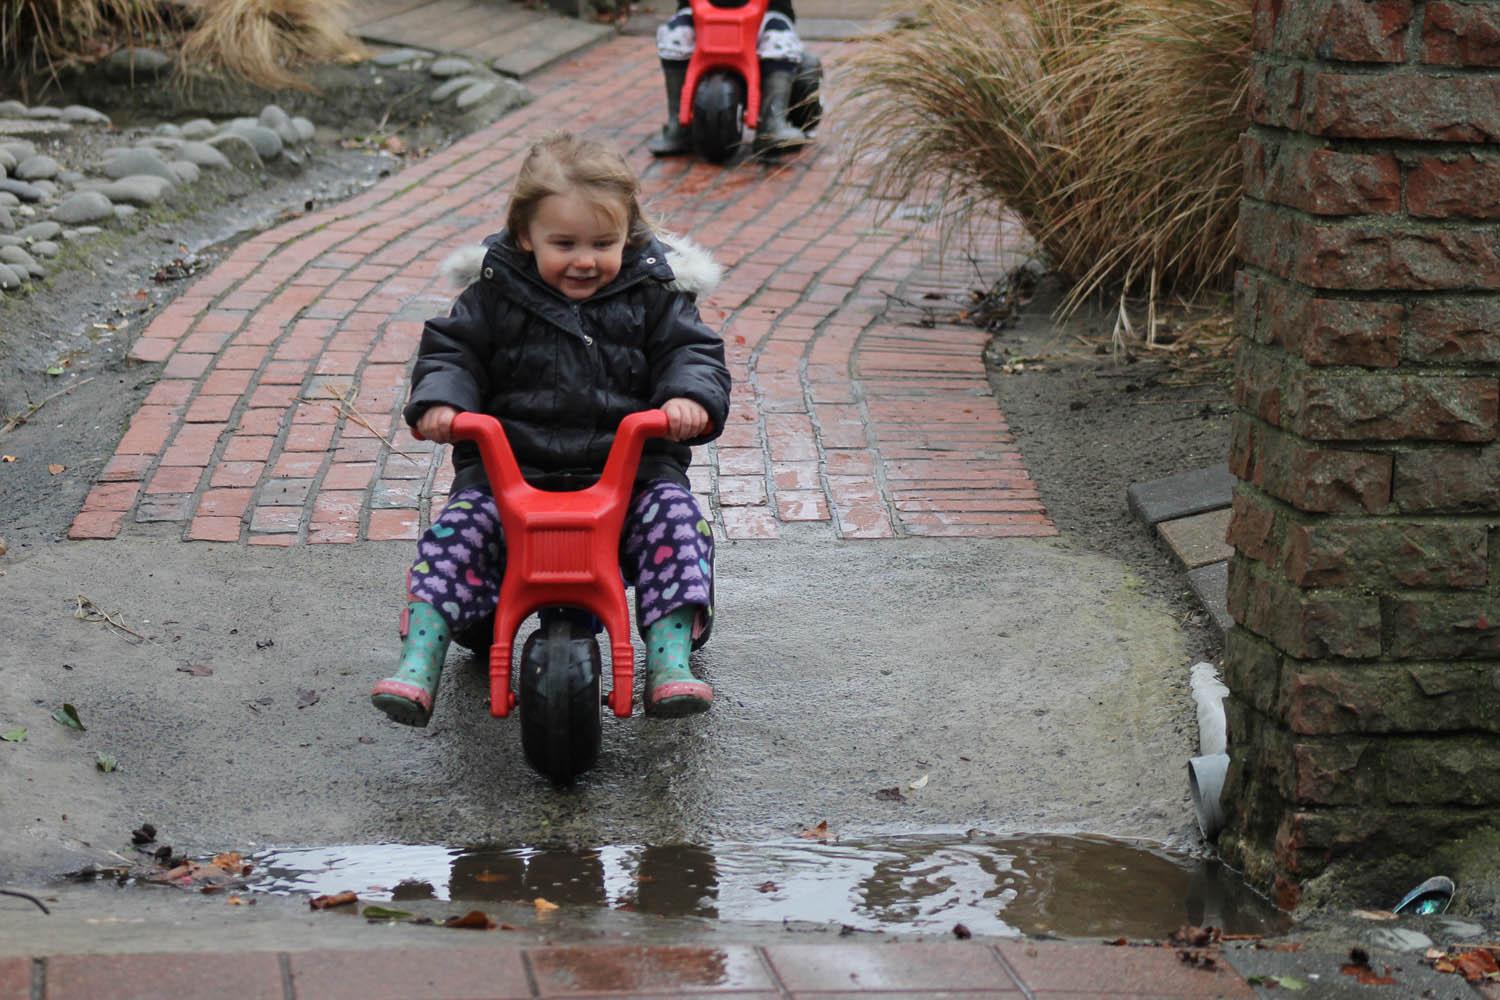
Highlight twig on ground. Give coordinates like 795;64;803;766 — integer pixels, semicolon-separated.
298;382;407;455
0;377;97;437
74;594;150;643
0;888;51;914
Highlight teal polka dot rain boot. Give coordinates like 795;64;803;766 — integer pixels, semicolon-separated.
371;601;452;727
644;605;712;718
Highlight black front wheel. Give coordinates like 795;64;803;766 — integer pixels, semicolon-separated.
519;612;602;787
691;69;746;164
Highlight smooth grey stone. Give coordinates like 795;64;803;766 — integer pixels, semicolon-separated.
179;119;217;140
98;175;173;205
0;192;16;207
136;136;184;151
103;148;175;183
51;191;114;224
153;122;182;137
30;240;58;259
218;122;281;160
58;170;83;185
24;106;62;120
17;221;60;241
268;120;301;149
1127;464;1235;526
0;264;20;289
14;204;34;219
0;235;20;247
62;105;110;125
205;134;261;171
0;101;24;116
0;151;12;173
113;204;137;221
291;116;315;143
0;142;35;164
281;147;303;168
30;180;56;200
258;104;292;131
0;246;39;276
169;160;200;185
107;47;170;78
1367;927;1433;952
1187;561;1231;637
175;141;231;169
0;179;43;202
63;226;102;241
430;76;477;102
0;207;12;232
371;47;430;66
455;80;498;109
430;56;475;78
1434;918;1485;940
15;155;59;181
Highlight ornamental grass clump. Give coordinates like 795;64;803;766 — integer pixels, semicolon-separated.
844;0;1250;316
177;0;367;92
0;0;172;87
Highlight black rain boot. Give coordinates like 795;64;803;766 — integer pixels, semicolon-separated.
753;59;809;155
649;59;693;157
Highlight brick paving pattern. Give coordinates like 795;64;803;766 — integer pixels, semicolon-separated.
9;942;1256;998
70;39;1053;546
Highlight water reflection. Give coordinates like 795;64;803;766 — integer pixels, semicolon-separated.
252;833;1288;939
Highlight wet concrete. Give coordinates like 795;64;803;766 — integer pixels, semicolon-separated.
0;527;1200;902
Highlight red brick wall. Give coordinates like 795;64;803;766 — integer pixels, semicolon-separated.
1224;0;1500;908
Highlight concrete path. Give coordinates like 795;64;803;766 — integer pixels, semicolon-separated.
350;0;615;78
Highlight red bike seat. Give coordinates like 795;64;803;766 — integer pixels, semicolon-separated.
449;409;670;719
680;0;768;129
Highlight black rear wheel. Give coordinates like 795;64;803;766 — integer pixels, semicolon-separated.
691;70;746;164
519;614;602;787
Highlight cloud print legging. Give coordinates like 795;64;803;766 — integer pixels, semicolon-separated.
407;480;714;637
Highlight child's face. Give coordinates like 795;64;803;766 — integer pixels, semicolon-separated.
518;192;628;301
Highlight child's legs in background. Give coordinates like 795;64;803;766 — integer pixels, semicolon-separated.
408;488;506;631
621;480;714;641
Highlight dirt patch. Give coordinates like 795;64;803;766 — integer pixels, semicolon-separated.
983;278;1236;665
0;57;528;554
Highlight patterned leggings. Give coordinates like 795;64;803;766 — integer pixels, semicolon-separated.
657;6;804;62
408;480;714;637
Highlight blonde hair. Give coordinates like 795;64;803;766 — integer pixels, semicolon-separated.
507;131;654;247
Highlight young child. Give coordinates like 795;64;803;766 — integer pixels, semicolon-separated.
649;1;821;156
372;131;731;728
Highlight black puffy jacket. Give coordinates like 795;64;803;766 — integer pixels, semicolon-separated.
403;231;731;495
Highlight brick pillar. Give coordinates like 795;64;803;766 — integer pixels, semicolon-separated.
1222;0;1500;909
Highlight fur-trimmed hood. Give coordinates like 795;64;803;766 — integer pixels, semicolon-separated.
438;231;722;300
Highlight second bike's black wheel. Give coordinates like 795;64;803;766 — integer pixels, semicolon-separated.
519;614;602;787
788;55;823;134
691;70;746;164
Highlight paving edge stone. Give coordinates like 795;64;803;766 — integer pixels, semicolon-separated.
1187;560;1232;637
1126;463;1235;526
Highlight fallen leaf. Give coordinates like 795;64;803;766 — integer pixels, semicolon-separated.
47;464;64;475
45;365;64;376
472;871;509;883
874;786;905;802
533;897;559;912
908;773;930;790
1453;949;1500;982
1;727;25;742
757;881;779;893
131;824;156;844
52;703;85;731
797;820;832;841
226;894;250;906
310;891;359;910
2;455;16;462
953;922;972;939
296;688;320;709
212;852;250;875
444;910;497;929
95;752;118;772
381;135;407;155
1340;964;1395;985
362;904;412;921
176;665;214;677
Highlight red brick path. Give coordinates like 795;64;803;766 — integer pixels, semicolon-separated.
2;940;1255;998
69;39;1053;545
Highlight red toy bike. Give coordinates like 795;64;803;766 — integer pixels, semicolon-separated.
667;0;822;163
448;409;670;786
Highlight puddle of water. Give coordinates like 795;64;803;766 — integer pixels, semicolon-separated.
250;833;1289;939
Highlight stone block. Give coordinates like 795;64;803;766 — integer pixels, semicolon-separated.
1159;508;1234;568
1127;464;1235;525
